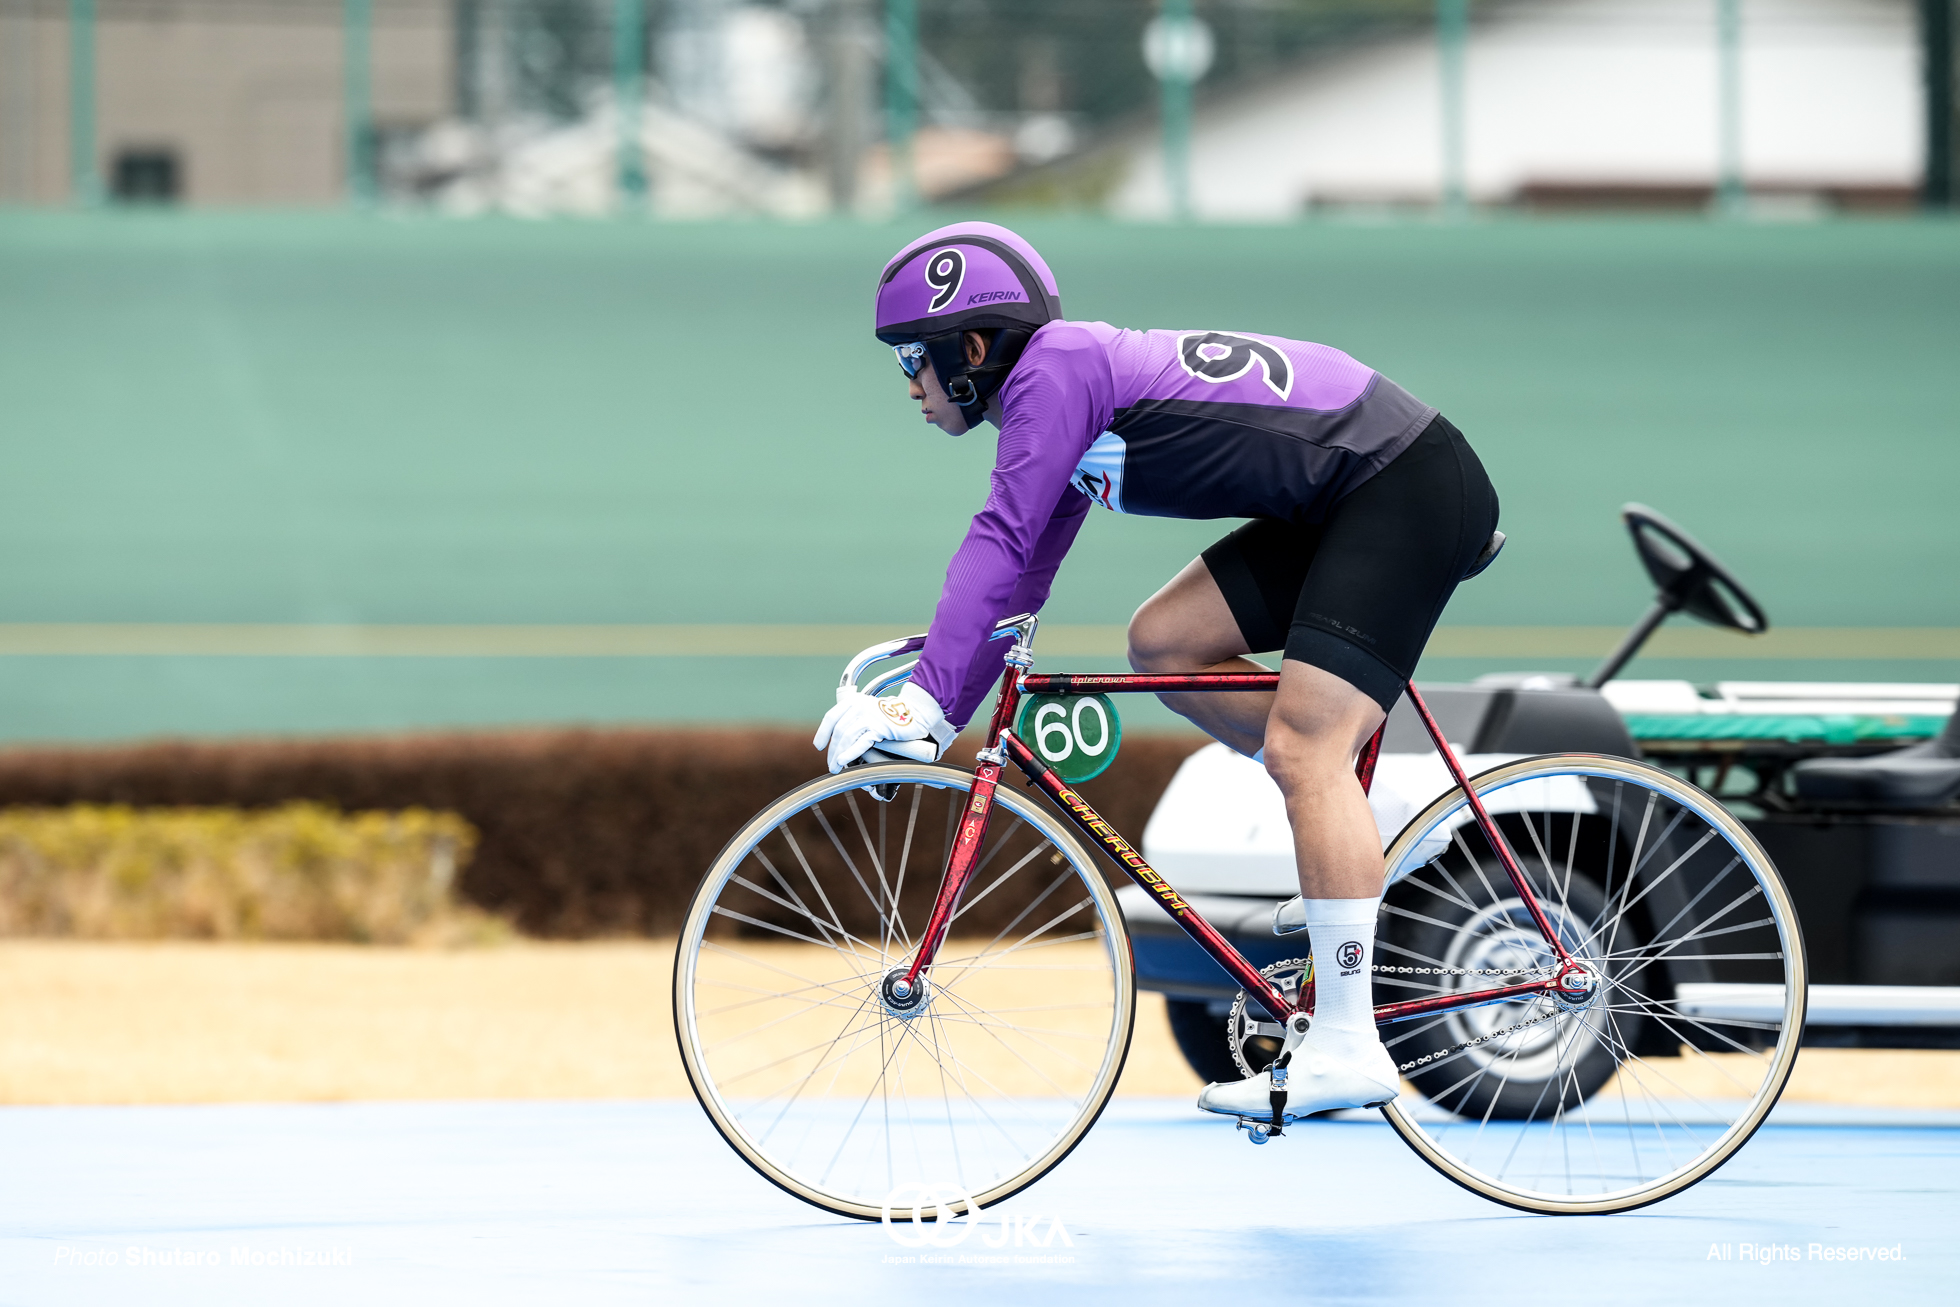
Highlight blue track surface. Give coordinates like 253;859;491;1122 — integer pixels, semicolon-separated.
0;1099;1951;1305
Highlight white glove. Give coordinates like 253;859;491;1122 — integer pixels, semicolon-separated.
813;682;957;775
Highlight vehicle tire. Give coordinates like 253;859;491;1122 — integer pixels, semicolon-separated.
1374;754;1806;1215
1165;999;1241;1085
673;764;1136;1221
1381;862;1632;1120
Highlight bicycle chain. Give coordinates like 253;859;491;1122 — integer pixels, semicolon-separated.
1373;963;1563;1074
1394;1007;1562;1074
1372;964;1554;978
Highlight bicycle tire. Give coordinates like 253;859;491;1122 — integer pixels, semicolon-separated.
674;763;1136;1221
1374;753;1806;1215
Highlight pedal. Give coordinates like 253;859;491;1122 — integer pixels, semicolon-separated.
1236;1117;1279;1145
1231;1010;1312;1145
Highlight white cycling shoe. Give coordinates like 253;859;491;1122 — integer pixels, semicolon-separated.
1196;1035;1400;1122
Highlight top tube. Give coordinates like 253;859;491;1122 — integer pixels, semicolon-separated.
1019;671;1280;695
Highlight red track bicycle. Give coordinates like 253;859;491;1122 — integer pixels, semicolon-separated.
675;615;1805;1218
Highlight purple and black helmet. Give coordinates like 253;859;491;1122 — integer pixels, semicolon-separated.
875;222;1062;429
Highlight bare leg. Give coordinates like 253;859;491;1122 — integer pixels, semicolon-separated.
1126;558;1273;755
1261;659;1387;900
1128;557;1386;902
1187;639;1403;1113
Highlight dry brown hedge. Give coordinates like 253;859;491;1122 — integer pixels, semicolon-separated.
0;803;497;944
0;730;1208;938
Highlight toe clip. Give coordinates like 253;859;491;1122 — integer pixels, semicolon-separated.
1265;1052;1292;1136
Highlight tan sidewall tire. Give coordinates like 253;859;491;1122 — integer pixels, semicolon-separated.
672;763;1138;1221
1376;753;1808;1215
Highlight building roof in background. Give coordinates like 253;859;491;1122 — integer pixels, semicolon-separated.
1090;0;1918;219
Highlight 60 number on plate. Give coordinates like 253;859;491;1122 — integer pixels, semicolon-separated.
1013;693;1122;784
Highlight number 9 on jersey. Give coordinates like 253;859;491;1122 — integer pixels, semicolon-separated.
1013;693;1122;784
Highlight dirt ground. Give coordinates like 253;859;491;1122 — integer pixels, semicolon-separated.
1;939;1955;1108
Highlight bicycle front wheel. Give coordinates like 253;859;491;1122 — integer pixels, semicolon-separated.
674;764;1136;1221
1375;754;1806;1214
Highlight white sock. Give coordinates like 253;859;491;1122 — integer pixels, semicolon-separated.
1302;896;1384;1060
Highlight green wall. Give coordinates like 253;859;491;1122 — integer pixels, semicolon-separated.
1;213;1955;741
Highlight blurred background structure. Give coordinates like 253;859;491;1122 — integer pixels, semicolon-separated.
2;216;1957;741
0;1;1957;744
0;0;1951;215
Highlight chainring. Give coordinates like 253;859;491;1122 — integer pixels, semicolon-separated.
1227;957;1313;1079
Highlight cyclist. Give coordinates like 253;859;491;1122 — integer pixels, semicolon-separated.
814;222;1500;1122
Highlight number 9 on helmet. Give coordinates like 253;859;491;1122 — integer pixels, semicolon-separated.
874;222;1063;431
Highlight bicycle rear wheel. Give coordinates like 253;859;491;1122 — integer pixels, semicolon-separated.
674;764;1135;1221
1375;754;1806;1214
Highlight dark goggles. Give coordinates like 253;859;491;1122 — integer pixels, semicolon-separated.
893;341;928;379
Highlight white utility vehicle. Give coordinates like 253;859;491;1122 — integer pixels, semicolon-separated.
1129;507;1960;1084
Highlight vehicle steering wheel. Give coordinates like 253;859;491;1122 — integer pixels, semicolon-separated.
1623;504;1769;634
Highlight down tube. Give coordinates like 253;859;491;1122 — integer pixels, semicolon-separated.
1000;732;1294;1022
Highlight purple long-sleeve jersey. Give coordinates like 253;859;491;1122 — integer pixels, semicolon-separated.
913;320;1437;727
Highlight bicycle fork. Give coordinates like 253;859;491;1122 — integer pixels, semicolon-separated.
896;634;1032;997
895;758;1004;997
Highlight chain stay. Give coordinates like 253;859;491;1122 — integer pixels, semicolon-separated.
1373;964;1553;978
1232;955;1565;1075
1376;962;1563;1073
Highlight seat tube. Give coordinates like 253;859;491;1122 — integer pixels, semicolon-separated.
1355;721;1385;795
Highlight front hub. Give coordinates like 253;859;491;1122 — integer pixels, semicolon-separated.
880;968;933;1020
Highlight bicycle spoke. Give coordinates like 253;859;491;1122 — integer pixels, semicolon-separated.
750;847;859;959
727;872;884;961
886;784;926;957
1376;756;1802;1211
811;802;901;942
710;904;865;952
843;791;907;952
678;768;1131;1217
948;837;1052;927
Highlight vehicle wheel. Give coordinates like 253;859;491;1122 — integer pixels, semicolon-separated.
1165;999;1241;1085
1374;754;1806;1215
673;763;1136;1221
1381;862;1630;1120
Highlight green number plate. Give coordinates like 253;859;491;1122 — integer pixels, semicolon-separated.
1014;693;1122;784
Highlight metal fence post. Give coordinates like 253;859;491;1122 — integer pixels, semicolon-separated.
885;0;918;211
344;0;373;204
1437;0;1466;218
68;0;99;205
826;0;874;213
1717;0;1745;215
1925;0;1955;207
614;0;647;208
1161;0;1194;221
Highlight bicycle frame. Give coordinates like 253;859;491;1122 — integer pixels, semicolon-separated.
878;618;1583;1032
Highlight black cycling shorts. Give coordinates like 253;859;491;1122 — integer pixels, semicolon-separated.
1200;414;1500;712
